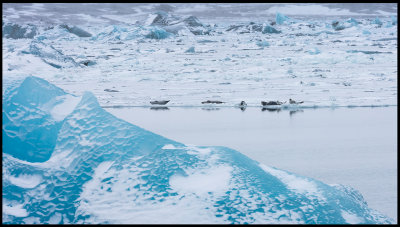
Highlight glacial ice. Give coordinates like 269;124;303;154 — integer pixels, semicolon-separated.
307;47;321;55
2;76;395;224
371;17;383;26
256;40;270;47
185;46;196;53
147;11;180;27
59;24;92;37
145;11;211;35
145;27;172;39
276;12;294;25
2;22;38;39
262;25;281;34
27;40;78;68
90;25;145;41
331;20;346;31
391;15;397;25
346;18;359;27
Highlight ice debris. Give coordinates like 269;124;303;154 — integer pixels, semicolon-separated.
2;76;395;224
185;46;196;53
307;47;321;55
256;40;270;47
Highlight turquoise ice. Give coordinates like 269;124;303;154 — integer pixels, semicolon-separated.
2;76;394;224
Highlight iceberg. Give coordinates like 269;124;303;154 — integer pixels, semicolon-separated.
147;11;181;27
59;24;92;37
2;76;395;224
26;40;79;68
391;15;397;25
145;27;172;39
2;22;38;39
275;12;295;25
331;20;346;31
146;12;212;35
226;22;263;34
185;46;196;53
91;25;145;41
346;18;359;27
371;17;383;26
262;25;281;34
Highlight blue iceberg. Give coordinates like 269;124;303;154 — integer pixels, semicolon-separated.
145;27;172;39
276;12;292;25
391;15;397;25
346;18;359;27
371;17;383;26
91;25;145;41
262;25;281;34
2;76;394;224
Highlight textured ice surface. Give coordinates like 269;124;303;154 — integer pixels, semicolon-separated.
2;76;395;224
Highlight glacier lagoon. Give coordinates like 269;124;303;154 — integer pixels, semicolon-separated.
2;3;398;224
106;105;397;221
2;76;396;224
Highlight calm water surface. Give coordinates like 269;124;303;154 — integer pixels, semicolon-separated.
106;106;397;221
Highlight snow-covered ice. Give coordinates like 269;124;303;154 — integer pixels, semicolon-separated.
2;4;397;109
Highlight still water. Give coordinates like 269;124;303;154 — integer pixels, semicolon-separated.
106;106;397;221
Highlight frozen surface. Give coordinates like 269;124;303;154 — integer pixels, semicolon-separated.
106;106;397;221
2;4;397;109
2;76;395;224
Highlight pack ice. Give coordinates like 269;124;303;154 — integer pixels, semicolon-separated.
2;76;394;224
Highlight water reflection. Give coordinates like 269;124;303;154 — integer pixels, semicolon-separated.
150;107;170;111
289;109;304;116
202;107;221;111
262;107;281;112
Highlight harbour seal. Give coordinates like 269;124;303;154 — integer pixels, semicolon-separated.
289;99;304;104
150;100;170;105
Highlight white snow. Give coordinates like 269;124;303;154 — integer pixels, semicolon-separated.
260;164;325;200
50;95;81;121
8;174;42;189
169;165;233;197
2;201;28;217
341;210;364;224
162;144;177;149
